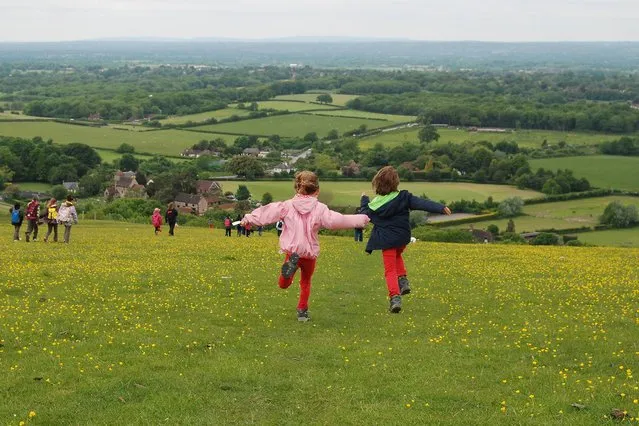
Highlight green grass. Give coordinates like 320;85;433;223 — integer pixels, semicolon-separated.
578;227;639;248
0;111;51;121
158;108;250;125
360;128;624;150
94;149;191;164
530;155;639;192
221;181;541;206
1;222;638;424
7;182;52;192
193;114;390;138
255;101;339;112
307;109;416;122
274;93;359;106
448;196;639;233
0;122;215;156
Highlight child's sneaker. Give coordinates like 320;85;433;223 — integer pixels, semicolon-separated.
398;276;411;295
389;295;402;313
281;253;300;279
297;309;310;322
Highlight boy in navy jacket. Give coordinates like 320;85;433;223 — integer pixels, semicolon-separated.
360;166;451;313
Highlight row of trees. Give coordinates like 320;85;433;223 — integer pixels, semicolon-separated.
599;137;639;156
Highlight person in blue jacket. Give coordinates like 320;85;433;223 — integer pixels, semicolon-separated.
360;166;451;313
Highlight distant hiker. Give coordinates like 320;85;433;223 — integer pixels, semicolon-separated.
241;171;369;322
244;223;251;237
275;220;284;237
360;166;451;314
354;207;364;242
57;196;78;244
43;198;59;243
235;214;243;236
165;202;178;236
9;203;24;242
257;225;263;236
24;195;40;242
152;208;163;235
208;218;214;230
224;215;232;237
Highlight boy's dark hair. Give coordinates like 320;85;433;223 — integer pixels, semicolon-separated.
372;166;400;195
66;195;74;202
14;203;20;209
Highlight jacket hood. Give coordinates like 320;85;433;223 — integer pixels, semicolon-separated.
368;190;408;218
291;195;318;215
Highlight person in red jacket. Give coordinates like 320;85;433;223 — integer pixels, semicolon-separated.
24;196;40;242
152;208;163;235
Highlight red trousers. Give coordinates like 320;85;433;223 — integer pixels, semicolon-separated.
278;254;317;310
382;246;407;297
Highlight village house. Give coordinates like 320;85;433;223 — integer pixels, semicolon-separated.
174;193;208;215
62;181;80;193
268;162;295;175
195;180;222;195
242;147;260;157
181;149;212;158
341;160;361;177
257;149;271;159
104;171;146;199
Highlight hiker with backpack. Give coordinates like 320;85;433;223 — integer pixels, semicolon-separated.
24;196;40;242
224;215;232;237
10;203;24;242
57;196;78;244
43;198;59;243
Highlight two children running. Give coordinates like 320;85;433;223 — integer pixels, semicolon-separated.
241;167;451;321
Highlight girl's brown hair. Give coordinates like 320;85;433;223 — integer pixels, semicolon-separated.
294;171;320;195
372;166;400;195
167;202;174;210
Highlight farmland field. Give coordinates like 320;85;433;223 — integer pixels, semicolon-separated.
255;101;340;112
360;128;623;150
578;227;639;248
307;109;416;123
1;222;638;425
530;156;639;192
158;108;250;125
193;114;390;138
0;112;51;121
447;196;639;233
94;149;191;164
7;182;52;193
220;181;541;206
274;93;359;106
0;121;217;156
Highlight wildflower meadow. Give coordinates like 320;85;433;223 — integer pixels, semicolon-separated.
1;222;638;425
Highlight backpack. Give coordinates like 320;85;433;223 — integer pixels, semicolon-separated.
48;207;58;221
224;218;231;227
26;202;38;219
11;209;20;225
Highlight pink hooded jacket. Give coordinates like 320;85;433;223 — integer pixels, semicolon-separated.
243;195;369;259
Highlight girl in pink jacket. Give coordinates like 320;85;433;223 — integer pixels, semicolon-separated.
241;171;369;322
152;208;163;235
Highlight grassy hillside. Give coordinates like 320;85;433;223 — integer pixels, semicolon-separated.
578;227;639;248
307;109;416;122
530;156;639;192
193;114;390;138
274;93;359;106
158;108;250;125
220;181;541;206
1;222;637;425
448;196;639;233
0;122;213;156
255;101;339;112
360;128;623;150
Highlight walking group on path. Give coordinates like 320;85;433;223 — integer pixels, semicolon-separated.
150;202;179;236
241;166;451;322
10;195;79;243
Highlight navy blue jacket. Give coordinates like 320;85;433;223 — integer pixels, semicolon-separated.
360;190;446;253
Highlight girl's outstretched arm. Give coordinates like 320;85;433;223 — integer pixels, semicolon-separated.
320;205;370;230
242;202;288;227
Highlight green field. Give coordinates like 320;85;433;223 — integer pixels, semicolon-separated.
256;101;340;112
194;114;390;138
7;182;52;193
0;122;218;156
0;111;51;121
158;108;250;125
307;109;416;123
1;222;638;424
94;149;191;164
274;93;359;106
360;128;623;150
448;196;639;233
530;156;639;192
221;181;541;206
578;227;639;248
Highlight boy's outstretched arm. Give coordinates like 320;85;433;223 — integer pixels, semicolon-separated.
409;193;452;215
360;193;371;215
242;202;287;227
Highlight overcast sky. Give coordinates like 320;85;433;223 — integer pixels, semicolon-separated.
1;0;638;42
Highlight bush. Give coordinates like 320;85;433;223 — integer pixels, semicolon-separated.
486;224;499;235
565;240;584;247
498;197;524;217
411;227;475;243
600;201;639;228
531;233;561;246
499;232;526;244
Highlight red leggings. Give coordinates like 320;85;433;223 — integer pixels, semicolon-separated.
278;254;317;310
382;246;407;297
